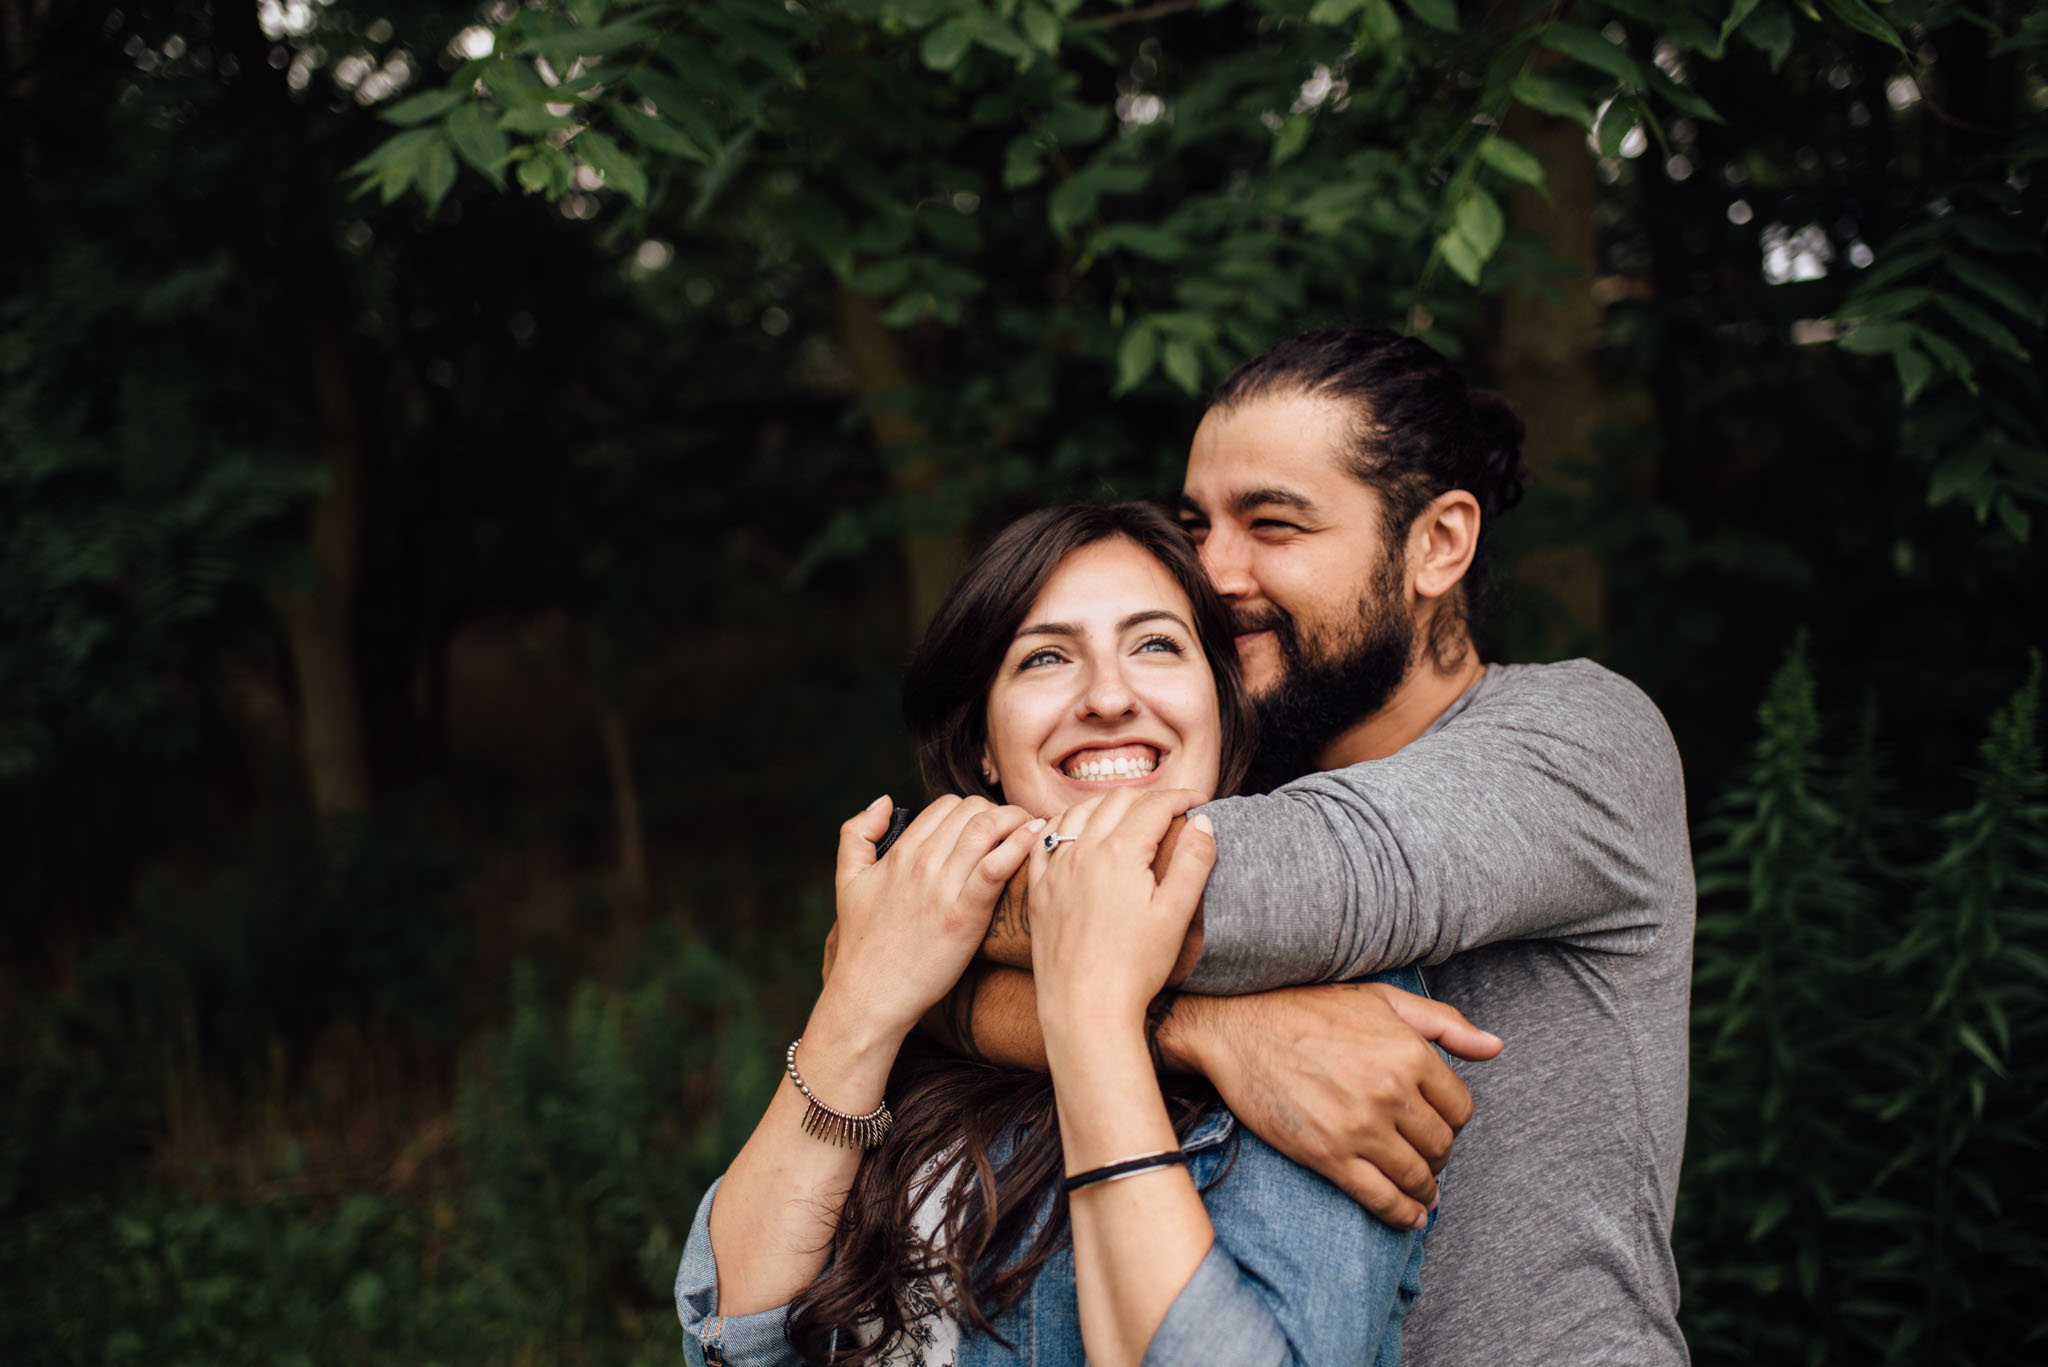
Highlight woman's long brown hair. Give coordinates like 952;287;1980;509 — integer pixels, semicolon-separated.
786;502;1255;1365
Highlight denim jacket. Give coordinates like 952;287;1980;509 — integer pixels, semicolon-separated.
673;968;1432;1367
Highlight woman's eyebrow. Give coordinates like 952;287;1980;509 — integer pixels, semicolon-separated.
1015;610;1190;640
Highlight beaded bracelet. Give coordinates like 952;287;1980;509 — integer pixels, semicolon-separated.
785;1038;893;1149
1061;1148;1190;1194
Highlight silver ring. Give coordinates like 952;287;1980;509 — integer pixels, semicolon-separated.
1042;831;1078;851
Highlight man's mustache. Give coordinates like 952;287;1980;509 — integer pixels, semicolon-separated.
1232;607;1291;637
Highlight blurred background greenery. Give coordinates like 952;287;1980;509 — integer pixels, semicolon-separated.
2;1;2043;1363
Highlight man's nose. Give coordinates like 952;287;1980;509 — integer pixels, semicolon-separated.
1200;526;1255;601
1078;659;1138;720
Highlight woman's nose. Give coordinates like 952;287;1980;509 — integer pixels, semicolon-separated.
1077;660;1138;720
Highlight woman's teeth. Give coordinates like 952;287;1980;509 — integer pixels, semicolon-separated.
1064;755;1157;780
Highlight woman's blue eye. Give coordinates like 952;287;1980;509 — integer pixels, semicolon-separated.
1136;635;1184;655
1019;648;1064;669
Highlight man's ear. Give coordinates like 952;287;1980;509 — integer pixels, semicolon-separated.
1409;490;1481;603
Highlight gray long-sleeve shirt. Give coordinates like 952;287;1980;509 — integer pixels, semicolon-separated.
1188;659;1694;1367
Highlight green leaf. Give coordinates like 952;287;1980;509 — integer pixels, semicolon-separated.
1439;229;1483;285
1719;0;1765;50
1993;492;2032;540
1454;187;1505;259
1836;287;1933;323
1511;73;1594;128
1597;103;1636;160
1020;2;1061;54
346;127;440;178
1402;0;1459;32
1478;136;1546;188
380;88;466;127
1934;292;2032;360
627;69;723;154
515;142;573;198
1646;66;1722;123
1837;320;1913;355
1040;102;1109;146
446;103;511;188
1956;1022;2009;1077
522;20;657;64
1950;214;2046;258
1047;174;1100;236
1359;0;1403;45
1161;339;1202;395
1943;254;2046;327
694;11;802;81
1089;223;1188;262
970;15;1035;62
577;129;648;206
1273;114;1312;166
848;257;915;296
419;135;458;216
1738;3;1795;71
1114;323;1160;394
1916;328;1979;389
1893;344;1935;405
1308;0;1367;22
1003;137;1046;189
921;18;975;72
1929;446;1995;507
1542;22;1644;86
499;105;579;135
1818;0;1906;53
878;292;931;328
614;103;711;163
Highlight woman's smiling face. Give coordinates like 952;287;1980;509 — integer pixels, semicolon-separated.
982;538;1223;820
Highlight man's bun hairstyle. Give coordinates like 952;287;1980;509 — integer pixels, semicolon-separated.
1467;387;1529;522
1208;326;1529;660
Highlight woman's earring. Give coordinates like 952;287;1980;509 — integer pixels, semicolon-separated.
981;762;997;785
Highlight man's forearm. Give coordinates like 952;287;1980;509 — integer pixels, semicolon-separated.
920;962;1048;1069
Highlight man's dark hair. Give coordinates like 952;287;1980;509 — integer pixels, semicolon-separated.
1208;326;1529;666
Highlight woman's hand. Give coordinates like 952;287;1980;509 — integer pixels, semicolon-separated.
822;794;1043;1042
1027;789;1216;1037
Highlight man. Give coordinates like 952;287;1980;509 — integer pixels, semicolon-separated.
942;327;1694;1365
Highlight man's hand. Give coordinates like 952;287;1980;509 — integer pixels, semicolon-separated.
1156;983;1503;1230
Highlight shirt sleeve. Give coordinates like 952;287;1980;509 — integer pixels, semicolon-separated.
1185;662;1692;994
1143;1130;1428;1367
674;1176;805;1367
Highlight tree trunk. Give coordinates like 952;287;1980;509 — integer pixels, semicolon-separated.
220;0;375;828
1492;102;1610;649
833;286;966;634
594;690;650;919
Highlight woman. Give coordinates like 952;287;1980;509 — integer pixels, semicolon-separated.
675;503;1429;1367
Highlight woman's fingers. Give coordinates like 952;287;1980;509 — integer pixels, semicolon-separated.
1152;812;1216;923
937;801;1032;894
972;814;1046;903
834;794;895;886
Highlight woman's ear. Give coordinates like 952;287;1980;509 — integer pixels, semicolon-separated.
980;752;998;786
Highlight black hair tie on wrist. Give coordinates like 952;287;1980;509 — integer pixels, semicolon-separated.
1062;1149;1190;1194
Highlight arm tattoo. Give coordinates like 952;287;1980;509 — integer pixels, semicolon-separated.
988;881;1029;945
938;965;986;1062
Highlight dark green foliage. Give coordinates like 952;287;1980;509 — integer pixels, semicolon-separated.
1679;647;2048;1364
451;938;773;1358
0;929;768;1367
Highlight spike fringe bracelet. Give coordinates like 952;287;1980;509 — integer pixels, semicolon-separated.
785;1038;893;1150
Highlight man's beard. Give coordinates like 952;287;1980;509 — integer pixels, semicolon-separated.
1241;558;1414;794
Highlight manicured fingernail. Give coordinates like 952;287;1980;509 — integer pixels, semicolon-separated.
1189;813;1214;834
867;794;890;811
1027;818;1047;832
